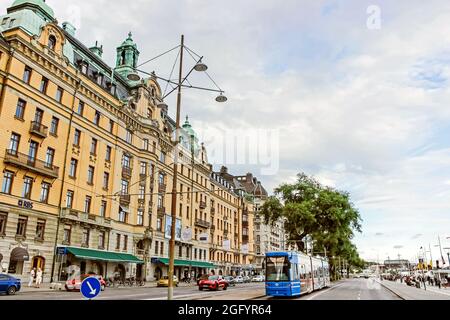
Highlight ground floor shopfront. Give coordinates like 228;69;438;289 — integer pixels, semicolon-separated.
54;246;143;282
150;257;214;280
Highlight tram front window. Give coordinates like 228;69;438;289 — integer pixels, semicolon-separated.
266;256;290;281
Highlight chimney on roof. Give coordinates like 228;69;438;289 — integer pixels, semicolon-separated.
90;41;104;58
220;166;228;174
62;22;76;37
246;173;253;181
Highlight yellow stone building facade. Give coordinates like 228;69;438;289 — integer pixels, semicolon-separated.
0;0;262;283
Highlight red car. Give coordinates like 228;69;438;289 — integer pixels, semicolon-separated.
198;275;228;291
65;274;106;292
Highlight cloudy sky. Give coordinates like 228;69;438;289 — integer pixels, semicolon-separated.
3;0;450;263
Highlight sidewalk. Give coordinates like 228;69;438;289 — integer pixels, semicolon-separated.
377;280;450;300
19;280;197;293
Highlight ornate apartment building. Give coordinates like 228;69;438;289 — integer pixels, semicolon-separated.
0;0;279;283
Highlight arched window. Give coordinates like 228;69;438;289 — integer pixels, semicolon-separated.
121;51;126;65
48;35;56;50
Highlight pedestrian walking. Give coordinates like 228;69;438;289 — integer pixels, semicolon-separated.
435;276;441;289
35;267;43;288
28;268;36;287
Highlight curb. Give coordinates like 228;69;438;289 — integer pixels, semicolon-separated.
375;280;406;300
245;295;267;300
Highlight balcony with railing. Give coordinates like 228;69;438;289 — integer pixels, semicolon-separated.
195;219;211;229
4;149;59;178
242;220;249;227
242;234;249;242
210;224;216;231
60;208;112;229
199;201;207;209
158;183;166;193
122;166;132;179
119;194;130;206
210;207;215;215
29;121;48;138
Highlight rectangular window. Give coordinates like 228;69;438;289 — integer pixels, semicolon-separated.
81;62;88;75
22;176;33;199
122;154;131;168
82;228;90;247
154;241;159;254
84;196;92;213
116;234;121;250
100;200;107;217
98;231;105;249
45;148;55;167
87;166;95;185
66;190;74;208
35;219;45;240
16;215;27;237
73;129;81;147
15;99;26;120
109;119;114;133
40;182;50;203
90;138;97;155
139;185;145;200
121;179;129;195
160;242;164;255
140;162;147;175
56;87;63;103
137;209;144;226
103;172;109;189
96;73;104;86
23;66;32;83
126;130;132;144
94;111;101;126
143;139;149;151
49;117;59;136
0;212;7;235
156;218;162;231
119;207;126;222
105;146;112;162
8;133;20;155
179;246;182;258
39;77;48;94
63;224;71;243
160;152;166;163
123;235;128;250
69;158;78;178
2;171;14;194
152;141;156;153
77;101;84;115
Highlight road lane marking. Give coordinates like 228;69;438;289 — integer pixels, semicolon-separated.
306;282;346;300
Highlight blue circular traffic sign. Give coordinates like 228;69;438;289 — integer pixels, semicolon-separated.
81;276;101;299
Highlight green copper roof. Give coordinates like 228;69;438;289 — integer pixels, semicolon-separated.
121;32;137;48
182;116;197;138
9;0;54;19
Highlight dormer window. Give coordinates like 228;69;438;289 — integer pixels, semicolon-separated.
78;61;88;75
48;35;56;51
96;73;104;86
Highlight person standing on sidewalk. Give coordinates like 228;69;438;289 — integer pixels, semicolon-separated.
35;267;43;288
28;268;36;287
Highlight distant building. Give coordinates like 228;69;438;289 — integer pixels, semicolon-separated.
384;259;410;269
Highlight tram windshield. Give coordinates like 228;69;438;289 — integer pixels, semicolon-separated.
266;256;290;281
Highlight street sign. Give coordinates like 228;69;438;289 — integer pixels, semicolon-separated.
80;276;101;300
57;247;67;255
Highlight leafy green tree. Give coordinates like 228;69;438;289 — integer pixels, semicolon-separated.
260;173;363;276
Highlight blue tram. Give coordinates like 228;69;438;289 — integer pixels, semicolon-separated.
265;251;331;297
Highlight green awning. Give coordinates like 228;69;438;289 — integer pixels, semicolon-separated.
156;258;214;268
64;247;143;264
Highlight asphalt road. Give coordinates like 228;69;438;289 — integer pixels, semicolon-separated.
0;283;265;300
259;278;402;300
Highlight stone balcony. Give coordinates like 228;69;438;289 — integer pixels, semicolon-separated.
199;201;207;209
158;183;166;193
119;194;131;206
60;208;112;229
122;166;132;179
195;219;211;229
4;149;59;178
29;121;48;138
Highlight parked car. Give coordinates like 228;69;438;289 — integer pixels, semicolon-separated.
252;275;264;282
65;274;106;292
197;274;209;286
157;275;178;287
243;275;251;283
234;276;244;284
0;274;21;295
224;276;236;286
198;275;228;291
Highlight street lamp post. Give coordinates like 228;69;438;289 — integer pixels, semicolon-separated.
128;34;227;300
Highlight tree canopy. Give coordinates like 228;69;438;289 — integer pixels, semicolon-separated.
260;173;364;273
